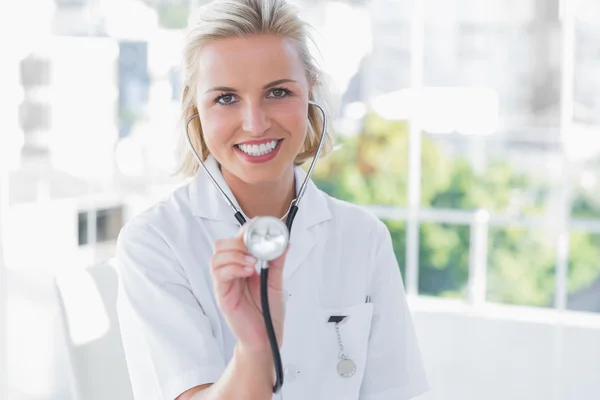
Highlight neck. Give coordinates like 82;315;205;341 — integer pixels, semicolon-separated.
221;166;296;220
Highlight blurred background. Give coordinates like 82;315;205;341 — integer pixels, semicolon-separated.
2;0;600;399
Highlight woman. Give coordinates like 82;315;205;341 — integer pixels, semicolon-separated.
115;0;429;399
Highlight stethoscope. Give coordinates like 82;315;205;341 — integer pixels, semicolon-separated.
185;100;327;394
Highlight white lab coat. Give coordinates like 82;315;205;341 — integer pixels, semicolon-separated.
115;155;429;400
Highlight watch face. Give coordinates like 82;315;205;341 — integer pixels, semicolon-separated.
337;359;356;378
243;216;289;261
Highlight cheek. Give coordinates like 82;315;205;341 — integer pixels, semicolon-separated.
199;109;238;149
273;105;308;140
291;112;309;145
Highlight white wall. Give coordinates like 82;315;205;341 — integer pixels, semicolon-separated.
411;297;600;400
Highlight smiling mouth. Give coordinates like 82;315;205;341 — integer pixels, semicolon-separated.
235;139;282;157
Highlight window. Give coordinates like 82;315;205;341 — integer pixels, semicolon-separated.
78;206;124;246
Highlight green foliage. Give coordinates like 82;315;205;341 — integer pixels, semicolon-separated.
157;4;190;30
313;113;600;307
486;227;556;307
569;232;600;295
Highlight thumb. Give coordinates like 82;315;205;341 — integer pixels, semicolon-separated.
235;222;248;239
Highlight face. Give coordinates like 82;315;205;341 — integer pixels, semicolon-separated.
195;34;312;185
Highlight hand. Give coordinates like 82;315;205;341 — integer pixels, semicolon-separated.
210;225;289;354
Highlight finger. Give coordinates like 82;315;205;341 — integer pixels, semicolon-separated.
212;264;255;285
213;235;247;253
211;251;257;270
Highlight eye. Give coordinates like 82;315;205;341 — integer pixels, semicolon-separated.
268;87;291;98
215;93;237;105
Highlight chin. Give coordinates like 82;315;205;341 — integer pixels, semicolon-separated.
233;162;291;185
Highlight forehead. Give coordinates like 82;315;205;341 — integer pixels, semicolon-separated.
197;35;307;89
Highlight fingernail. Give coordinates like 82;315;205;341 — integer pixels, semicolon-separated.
245;255;257;263
244;266;254;273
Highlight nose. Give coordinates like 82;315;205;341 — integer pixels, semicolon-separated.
242;102;271;136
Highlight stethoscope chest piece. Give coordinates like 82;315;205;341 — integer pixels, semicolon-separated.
243;216;289;265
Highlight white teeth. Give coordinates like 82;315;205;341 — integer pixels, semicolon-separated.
237;140;279;156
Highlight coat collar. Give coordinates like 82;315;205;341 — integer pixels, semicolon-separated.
189;155;330;226
189;155;331;280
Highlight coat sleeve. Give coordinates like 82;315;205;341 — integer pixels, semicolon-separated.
115;220;226;400
359;221;429;399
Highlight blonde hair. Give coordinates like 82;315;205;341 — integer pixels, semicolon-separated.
175;0;334;177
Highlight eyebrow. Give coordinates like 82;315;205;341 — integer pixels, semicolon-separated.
205;79;297;94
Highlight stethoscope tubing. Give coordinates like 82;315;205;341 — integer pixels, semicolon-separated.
185;100;327;393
